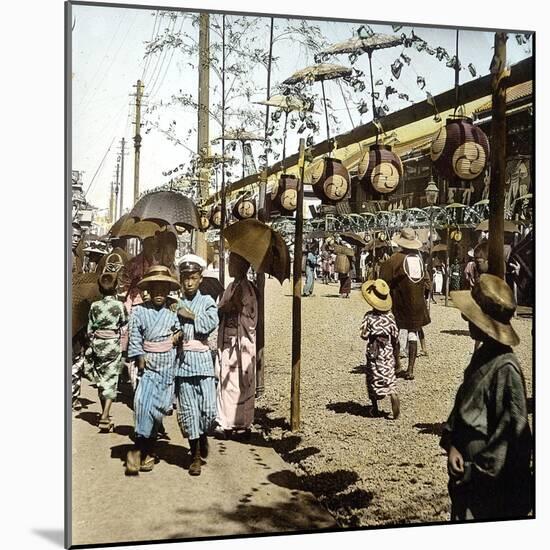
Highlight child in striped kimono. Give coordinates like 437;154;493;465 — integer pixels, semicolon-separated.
84;273;128;432
175;254;219;477
125;265;182;475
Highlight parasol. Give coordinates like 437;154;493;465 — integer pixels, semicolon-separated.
199;269;225;302
128;190;200;231
109;216;164;240
320;33;402;142
254;94;314;173
339;231;368;248
307;229;332;239
72;273;101;338
214;128;264;180
283;63;353;147
222;218;290;284
431;243;448;253
475;219;520;233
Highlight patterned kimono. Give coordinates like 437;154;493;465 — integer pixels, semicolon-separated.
360;310;399;400
83;296;128;401
175;290;219;441
128;303;179;439
216;280;258;431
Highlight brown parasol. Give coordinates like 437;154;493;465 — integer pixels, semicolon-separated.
283;63;353;146
222;218;290;283
109;215;164;240
72;273;101;338
339;231;368;248
431;243;448;253
475;219;520;233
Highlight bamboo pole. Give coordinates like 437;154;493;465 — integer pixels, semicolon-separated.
488;32;508;279
291;138;306;432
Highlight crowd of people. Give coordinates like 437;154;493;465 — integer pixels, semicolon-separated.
72;226;259;477
71;222;532;519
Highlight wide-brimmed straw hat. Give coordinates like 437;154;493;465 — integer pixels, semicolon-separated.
451;274;519;346
137;265;181;291
395;228;423;250
361;279;392;312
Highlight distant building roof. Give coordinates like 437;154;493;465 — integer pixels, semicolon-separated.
474;80;532;116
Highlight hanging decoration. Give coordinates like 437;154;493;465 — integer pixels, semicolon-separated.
430;118;490;183
272;174;299;216
232;195;257;220
358;144;403;195
310;157;350;204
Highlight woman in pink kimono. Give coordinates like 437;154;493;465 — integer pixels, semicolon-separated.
216;252;258;439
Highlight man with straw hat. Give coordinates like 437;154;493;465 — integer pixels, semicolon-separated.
125;265;182;475
174;254;219;477
440;274;532;520
380;228;430;380
360;279;400;419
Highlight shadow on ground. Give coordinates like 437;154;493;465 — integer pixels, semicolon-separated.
33;529;64;546
326;401;388;418
110;440;191;470
414;422;445;436
349;364;367;375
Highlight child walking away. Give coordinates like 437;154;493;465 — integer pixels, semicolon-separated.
83;273;128;432
360;279;400;419
440;274;532;520
125;266;181;475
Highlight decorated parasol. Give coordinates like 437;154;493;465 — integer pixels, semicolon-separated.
213;128;264;180
254;94;314;173
222;218;290;284
283;63;353;148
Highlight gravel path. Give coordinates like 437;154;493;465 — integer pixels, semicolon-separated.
258;277;533;527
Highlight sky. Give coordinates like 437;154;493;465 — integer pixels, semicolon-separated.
71;2;533;216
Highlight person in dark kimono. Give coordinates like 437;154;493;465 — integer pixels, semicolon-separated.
379;228;430;380
441;274;532;520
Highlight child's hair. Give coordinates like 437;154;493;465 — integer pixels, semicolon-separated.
98;272;118;296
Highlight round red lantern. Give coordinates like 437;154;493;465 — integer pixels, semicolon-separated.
232;195;256;220
310;157;350;205
430;117;490;182
359;144;403;195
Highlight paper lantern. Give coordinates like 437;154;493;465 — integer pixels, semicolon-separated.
199;210;210;231
310;157;350;204
275;174;299;216
232;196;256;220
450;229;462;242
359;144;403;194
430;117;490;182
210;205;222;228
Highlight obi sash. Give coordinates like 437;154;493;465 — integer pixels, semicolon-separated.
143;338;173;353
182;339;210;352
94;329;119;339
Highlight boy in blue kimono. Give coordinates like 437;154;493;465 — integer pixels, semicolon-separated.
125;265;181;475
175;254;219;476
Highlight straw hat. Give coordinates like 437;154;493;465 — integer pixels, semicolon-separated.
98;272;118;294
137;265;181;291
361;279;392;312
395;228;422;250
451;274;519;346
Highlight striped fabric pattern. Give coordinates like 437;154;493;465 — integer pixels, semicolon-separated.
176;376;217;440
176;291;219;378
128;302;179;438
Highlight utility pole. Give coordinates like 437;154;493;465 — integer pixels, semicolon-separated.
118;137;127;217
114;159;120;221
133;79;144;204
195;13;210;263
109;181;116;224
488;32;508;279
291;138;306;432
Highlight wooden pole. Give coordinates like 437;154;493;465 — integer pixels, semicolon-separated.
291;138;306;432
195;13;210;263
488;32;508;279
219;15;227;288
256;18;274;398
118;137;125;217
445;225;450;307
133;79;144;204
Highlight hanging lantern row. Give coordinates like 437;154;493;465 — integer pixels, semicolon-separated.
271;174;299;217
310;157;351;205
430;117;490;183
358;144;403;194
